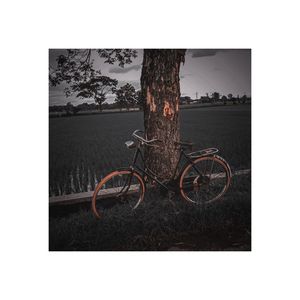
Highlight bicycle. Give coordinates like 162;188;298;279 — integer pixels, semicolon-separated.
92;130;232;218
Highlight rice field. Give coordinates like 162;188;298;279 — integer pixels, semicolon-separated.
49;104;251;197
49;104;251;251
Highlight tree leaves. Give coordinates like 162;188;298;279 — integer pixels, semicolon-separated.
97;49;138;67
115;83;139;110
49;49;138;108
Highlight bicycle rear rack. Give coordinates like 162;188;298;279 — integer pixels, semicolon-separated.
187;148;219;158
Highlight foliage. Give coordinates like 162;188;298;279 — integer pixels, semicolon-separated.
67;75;117;110
212;92;220;101
115;83;139;110
96;49;138;67
49;49;138;107
65;102;74;115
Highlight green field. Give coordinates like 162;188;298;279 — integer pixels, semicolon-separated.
49;104;251;196
49;104;251;251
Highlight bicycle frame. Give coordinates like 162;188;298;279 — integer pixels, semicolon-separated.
129;143;202;192
92;133;231;219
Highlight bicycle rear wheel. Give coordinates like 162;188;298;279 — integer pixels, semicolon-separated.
92;170;145;218
180;155;231;205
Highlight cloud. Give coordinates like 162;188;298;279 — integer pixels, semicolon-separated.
189;49;226;58
189;49;251;58
109;64;141;73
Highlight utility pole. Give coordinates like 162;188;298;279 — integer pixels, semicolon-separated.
196;92;198;100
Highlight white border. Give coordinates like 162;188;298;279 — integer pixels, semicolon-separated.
1;0;300;299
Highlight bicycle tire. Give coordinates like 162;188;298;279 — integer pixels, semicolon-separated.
92;169;145;218
179;155;231;204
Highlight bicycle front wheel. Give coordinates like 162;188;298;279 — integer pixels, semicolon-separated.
92;170;145;218
180;155;231;205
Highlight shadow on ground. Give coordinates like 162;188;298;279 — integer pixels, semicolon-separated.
49;175;251;251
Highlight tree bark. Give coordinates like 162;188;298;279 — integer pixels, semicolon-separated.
141;49;186;180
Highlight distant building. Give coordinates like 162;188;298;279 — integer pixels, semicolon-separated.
200;96;210;103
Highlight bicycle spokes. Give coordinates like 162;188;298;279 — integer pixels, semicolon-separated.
92;171;145;218
180;156;230;204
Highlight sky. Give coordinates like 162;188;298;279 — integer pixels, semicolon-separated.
49;49;251;106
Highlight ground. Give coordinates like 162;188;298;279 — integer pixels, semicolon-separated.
49;174;251;251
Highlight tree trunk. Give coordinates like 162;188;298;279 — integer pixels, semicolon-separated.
141;49;186;180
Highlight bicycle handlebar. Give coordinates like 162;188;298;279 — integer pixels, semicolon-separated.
132;130;193;151
132;130;162;145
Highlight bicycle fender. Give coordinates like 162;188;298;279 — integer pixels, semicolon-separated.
212;155;232;178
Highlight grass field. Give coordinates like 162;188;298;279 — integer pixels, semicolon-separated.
49;174;251;250
49;104;251;196
49;104;251;251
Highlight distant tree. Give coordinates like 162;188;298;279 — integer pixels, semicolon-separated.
212;92;220;102
65;102;74;115
65;75;117;111
101;102;110;110
49;105;65;113
185;96;192;104
77;102;89;111
200;94;210;103
89;103;97;110
115;83;138;110
242;94;247;104
73;105;80;115
221;95;227;105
